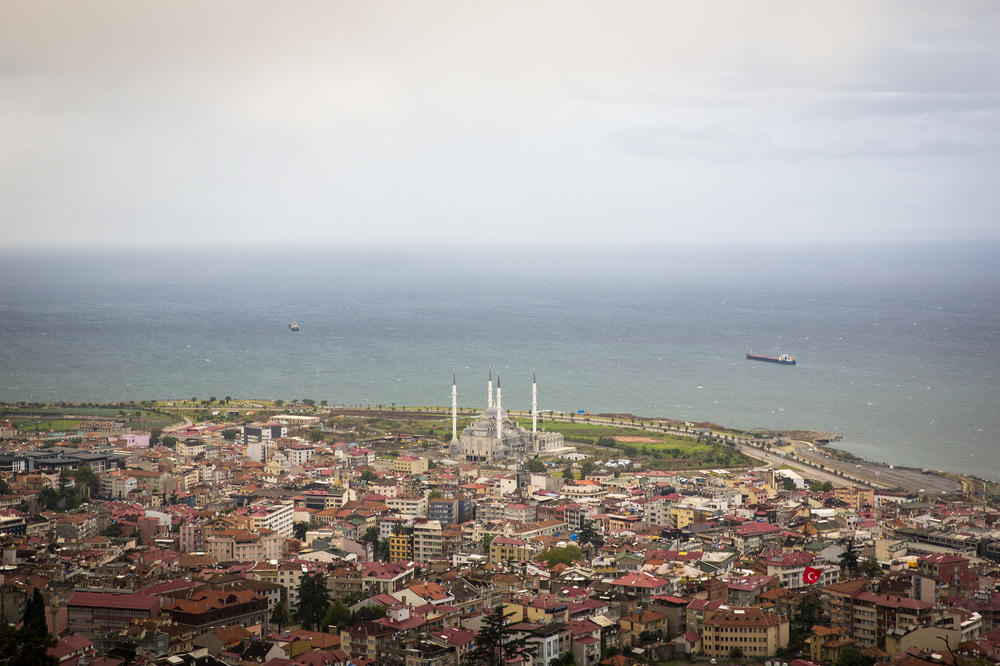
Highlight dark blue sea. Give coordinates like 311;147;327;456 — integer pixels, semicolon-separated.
1;243;998;479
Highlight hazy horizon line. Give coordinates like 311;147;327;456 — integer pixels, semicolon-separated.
3;237;999;257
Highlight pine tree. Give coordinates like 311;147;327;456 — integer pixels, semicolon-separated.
839;540;859;574
468;606;531;666
23;588;49;637
296;572;330;631
0;588;57;666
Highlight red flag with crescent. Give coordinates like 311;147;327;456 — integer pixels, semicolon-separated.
802;566;821;584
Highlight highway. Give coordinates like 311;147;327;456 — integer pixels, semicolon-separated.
790;443;962;494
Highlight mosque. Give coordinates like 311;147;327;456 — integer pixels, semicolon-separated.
448;369;566;463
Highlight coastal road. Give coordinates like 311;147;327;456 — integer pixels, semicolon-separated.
164;416;193;433
732;443;857;488
792;443;962;494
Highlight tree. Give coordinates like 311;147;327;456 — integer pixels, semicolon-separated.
562;464;575;480
0;478;11;495
596;436;616;447
359;468;378;482
362;526;380;545
0;590;56;666
860;557;883;578
221;429;238;441
783;590;822;657
293;522;310;540
839;540;859;575
296;572;330;631
578;521;603;547
161;435;178;448
23;589;48;638
468;605;532;666
552;652;576;666
150;427;162;445
537;544;583;566
836;647;876;666
308;430;326;443
376;538;390;562
482;534;495;553
526;458;546;473
322;599;351;631
729;647;745;659
101;523;123;537
270;601;290;632
579;459;596;477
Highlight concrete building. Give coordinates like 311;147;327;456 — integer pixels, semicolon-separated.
387;495;428;518
701;607;790;658
67;592;160;636
244;500;294;538
412;520;443;563
490;537;533;564
851;592;934;650
389;533;414;563
450;372;565;463
206;529;281;562
391;455;428;475
180;522;206;553
243;423;287;446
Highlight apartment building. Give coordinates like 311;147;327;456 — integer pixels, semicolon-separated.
390;533;414;563
412;520;443;563
391;455;428;475
851;592;934;650
55;513;100;542
67;592;160;636
284;443;314;467
244;500;294;537
243;423;287;446
387;495;428;518
701;607;789;658
179;522;205;553
205;529;281;562
490;537;532;564
760;550;839;589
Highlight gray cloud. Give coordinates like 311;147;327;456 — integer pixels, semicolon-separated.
1;1;999;249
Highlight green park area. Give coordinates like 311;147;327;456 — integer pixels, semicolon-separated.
515;418;752;469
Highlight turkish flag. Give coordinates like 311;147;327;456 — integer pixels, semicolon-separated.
802;566;822;584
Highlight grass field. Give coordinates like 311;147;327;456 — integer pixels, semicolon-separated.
519;418;753;469
12;418;86;432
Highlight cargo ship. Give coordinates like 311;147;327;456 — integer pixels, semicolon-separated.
746;352;796;365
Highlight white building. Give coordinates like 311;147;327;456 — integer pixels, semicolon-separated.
450;371;565;463
245;500;295;538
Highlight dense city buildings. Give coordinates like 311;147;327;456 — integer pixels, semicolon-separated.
1;394;999;666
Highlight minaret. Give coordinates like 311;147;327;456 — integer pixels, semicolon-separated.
451;371;458;443
495;375;503;440
487;367;493;408
532;370;537;438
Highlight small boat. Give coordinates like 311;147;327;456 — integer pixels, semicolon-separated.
288;321;300;331
746;352;795;365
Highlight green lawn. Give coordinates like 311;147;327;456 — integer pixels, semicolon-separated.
12;418;86;432
518;418;753;469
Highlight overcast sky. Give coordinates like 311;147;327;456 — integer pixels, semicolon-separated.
2;1;998;250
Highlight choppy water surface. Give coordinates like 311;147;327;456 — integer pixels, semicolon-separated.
1;243;998;478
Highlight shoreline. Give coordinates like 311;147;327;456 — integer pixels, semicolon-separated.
1;399;990;495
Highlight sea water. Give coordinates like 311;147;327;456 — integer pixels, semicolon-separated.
1;242;998;479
